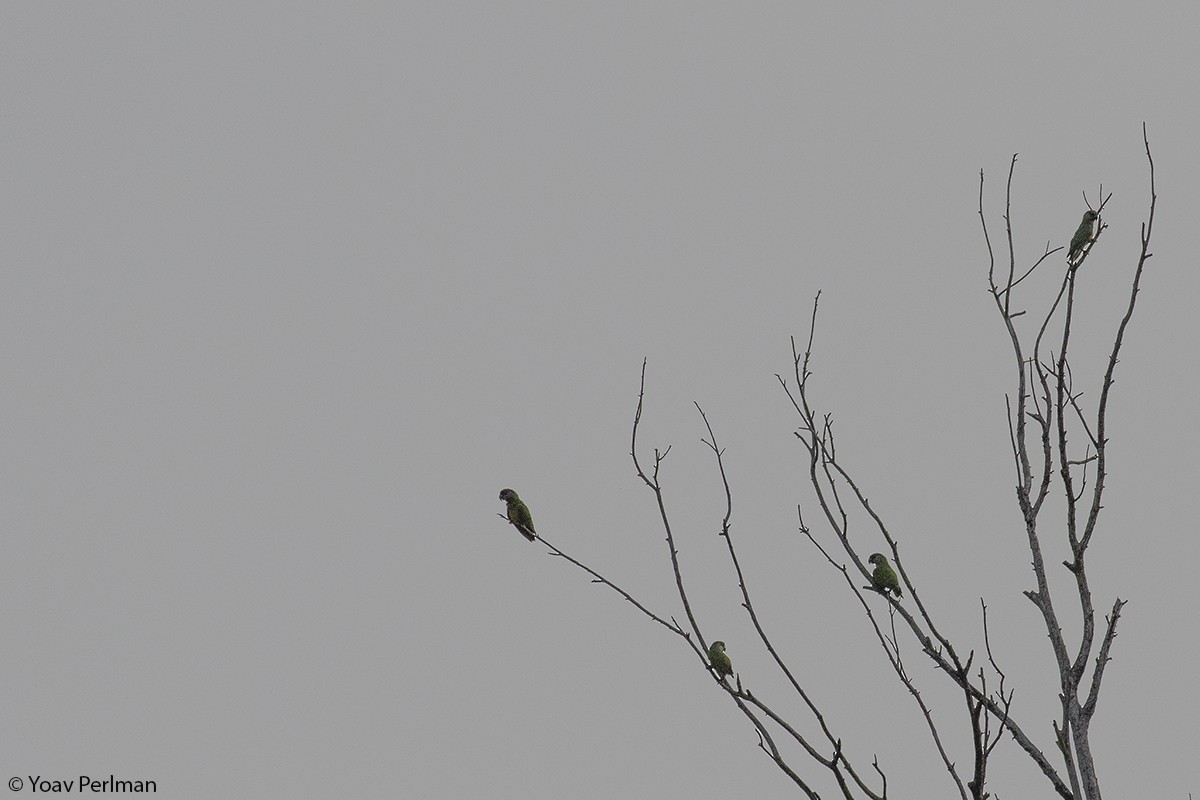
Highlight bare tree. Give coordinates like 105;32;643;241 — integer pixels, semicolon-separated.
498;126;1157;799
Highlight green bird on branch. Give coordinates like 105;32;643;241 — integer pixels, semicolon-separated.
868;552;903;598
708;640;733;680
498;488;537;542
1068;209;1098;265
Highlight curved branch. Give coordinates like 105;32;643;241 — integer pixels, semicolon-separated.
631;358;705;649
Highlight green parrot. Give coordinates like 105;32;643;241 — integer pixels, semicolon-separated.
868;553;902;598
708;640;733;680
498;488;536;541
1068;210;1098;264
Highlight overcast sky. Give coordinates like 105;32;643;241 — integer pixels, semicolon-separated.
2;4;1197;799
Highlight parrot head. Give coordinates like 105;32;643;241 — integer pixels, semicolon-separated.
499;488;517;502
868;553;885;566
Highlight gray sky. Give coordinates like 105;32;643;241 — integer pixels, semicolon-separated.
3;4;1197;798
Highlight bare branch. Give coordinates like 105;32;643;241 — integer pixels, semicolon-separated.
534;529;690;640
630;358;705;649
1081;122;1157;554
1083;599;1126;717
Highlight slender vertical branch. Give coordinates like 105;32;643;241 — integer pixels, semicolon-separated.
630;358;705;649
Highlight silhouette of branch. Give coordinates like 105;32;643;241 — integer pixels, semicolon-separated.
631;358;705;649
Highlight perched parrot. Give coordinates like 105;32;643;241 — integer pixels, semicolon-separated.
868;553;903;598
1068;210;1098;264
498;488;536;541
708;640;733;680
